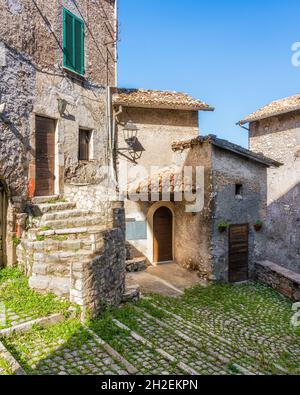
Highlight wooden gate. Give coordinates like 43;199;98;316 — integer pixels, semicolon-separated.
153;206;173;263
0;183;7;267
228;224;249;283
35;116;56;197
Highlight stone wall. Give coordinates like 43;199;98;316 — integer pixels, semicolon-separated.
118;106;201;268
172;142;213;277
117;107;199;176
249;112;300;273
70;209;126;318
256;260;300;301
0;0;116;86
0;43;35;205
211;146;268;281
0;1;118;265
0;43;36;265
19;206;126;317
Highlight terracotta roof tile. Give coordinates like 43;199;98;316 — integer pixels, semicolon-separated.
112;88;214;111
239;94;300;124
172;135;282;167
126;166;194;195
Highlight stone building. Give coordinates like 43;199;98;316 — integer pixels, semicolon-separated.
113;89;280;282
0;0;126;316
239;94;300;274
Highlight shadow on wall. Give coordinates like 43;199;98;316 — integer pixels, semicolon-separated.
266;182;300;273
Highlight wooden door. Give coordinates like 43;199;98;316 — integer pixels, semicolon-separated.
0;184;7;267
228;224;249;283
153;207;173;263
35;116;55;197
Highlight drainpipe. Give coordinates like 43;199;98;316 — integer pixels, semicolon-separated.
236;121;250;148
112;104;123;185
107;86;123;188
236;121;250;132
114;0;118;86
106;86;114;179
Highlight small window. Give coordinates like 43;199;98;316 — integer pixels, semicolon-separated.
235;184;243;196
63;8;85;75
78;129;91;161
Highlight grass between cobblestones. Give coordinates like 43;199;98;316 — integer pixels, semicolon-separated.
0;355;12;375
0;268;73;329
0;268;299;375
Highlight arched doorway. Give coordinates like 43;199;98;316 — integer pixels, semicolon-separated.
153;206;173;263
0;182;7;267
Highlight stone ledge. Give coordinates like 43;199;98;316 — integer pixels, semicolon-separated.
255;260;300;300
0;341;26;375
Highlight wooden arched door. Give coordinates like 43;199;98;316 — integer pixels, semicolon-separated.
0;182;7;267
153;206;173;263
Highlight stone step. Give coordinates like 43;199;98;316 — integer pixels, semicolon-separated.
26;225;106;240
40;214;105;230
126;257;148;273
31;195;59;204
42;209;93;222
33;249;94;264
23;238;99;253
30;202;77;215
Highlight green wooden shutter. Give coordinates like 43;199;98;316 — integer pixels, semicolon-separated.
64;10;74;69
74;18;84;75
63;9;84;75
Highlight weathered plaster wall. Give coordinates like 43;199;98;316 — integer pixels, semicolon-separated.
34;71;114;214
0;43;36;265
118;106;203;269
0;0;118;265
124;140;214;278
0;0;116;86
0;43;35;204
117;106;199;176
211;146;268;281
249;112;300;273
172;142;213;277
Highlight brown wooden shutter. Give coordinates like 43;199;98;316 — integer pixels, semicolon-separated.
153;207;173;263
79;130;91;161
228;224;249;283
35;116;55;197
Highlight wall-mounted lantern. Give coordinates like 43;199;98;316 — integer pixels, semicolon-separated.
123;120;138;149
57;98;68;116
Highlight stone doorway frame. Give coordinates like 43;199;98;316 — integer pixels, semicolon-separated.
29;114;62;198
146;201;175;265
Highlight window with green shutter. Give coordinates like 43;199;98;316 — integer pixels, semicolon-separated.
63;8;84;75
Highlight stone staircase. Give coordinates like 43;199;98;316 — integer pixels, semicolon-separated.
17;196;113;300
125;242;148;273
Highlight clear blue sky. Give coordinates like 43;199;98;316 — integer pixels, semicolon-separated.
117;0;300;147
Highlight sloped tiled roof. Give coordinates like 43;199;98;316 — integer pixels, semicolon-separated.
239;94;300;124
172;135;282;167
112;88;214;111
126;166;194;195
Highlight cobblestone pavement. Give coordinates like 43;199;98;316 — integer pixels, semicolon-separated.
0;272;71;331
0;356;12;375
1;281;300;375
1;308;38;329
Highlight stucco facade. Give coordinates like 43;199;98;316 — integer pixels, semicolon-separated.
115;89;274;281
